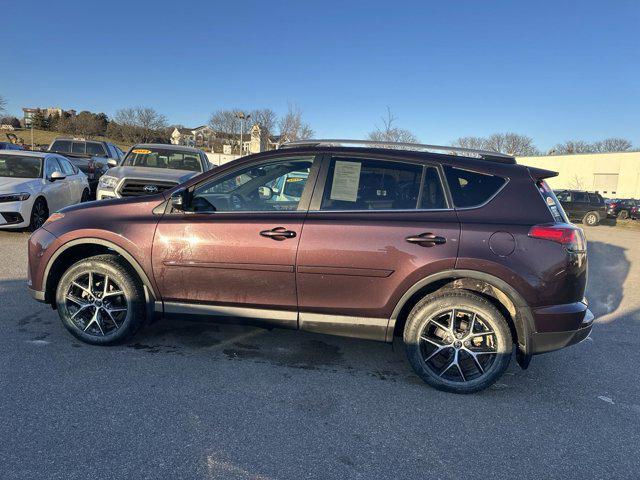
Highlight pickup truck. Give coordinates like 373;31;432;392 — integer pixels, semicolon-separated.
47;138;125;196
96;143;212;200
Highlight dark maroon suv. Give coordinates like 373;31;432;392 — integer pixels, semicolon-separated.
27;140;594;393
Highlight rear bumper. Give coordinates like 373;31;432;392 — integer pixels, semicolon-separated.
531;302;594;354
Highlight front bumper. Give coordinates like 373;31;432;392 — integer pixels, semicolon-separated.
0;198;34;229
96;187;119;200
531;303;595;354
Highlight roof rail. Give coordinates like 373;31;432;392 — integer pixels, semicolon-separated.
280;139;516;164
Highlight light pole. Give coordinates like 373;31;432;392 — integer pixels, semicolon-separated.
235;111;250;155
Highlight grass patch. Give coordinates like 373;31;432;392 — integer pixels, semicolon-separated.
2;128;131;151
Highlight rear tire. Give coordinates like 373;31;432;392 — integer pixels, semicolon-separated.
619;210;629;220
583;211;599;226
404;290;512;394
29;197;48;231
55;254;145;345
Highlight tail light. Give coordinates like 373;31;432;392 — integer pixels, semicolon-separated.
87;160;95;180
529;224;586;252
609;203;617;208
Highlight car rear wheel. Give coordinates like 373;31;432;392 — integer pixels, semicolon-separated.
29;197;48;231
404;290;512;394
583;211;599;226
619;210;629;220
55;254;145;345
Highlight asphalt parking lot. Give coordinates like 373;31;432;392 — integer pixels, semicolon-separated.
1;226;639;480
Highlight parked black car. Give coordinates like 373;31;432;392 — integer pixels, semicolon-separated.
47;138;125;196
606;198;637;220
555;190;606;226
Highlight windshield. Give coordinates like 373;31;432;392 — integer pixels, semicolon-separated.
0;154;42;179
122;148;202;172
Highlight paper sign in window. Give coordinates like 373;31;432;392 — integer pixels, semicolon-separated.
330;161;361;202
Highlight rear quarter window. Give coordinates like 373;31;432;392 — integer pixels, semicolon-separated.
444;166;506;208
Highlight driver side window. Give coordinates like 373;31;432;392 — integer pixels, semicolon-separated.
191;156;314;212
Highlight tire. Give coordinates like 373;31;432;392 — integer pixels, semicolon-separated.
618;210;629;220
80;188;91;202
403;290;512;394
55;254;146;345
582;211;599;226
29;197;48;231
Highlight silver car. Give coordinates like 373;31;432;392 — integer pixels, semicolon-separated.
0;150;89;230
96;144;212;200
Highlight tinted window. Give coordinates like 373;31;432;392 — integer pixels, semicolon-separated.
71;142;85;154
50;140;72;153
86;142;107;156
573;192;588;202
0;154;42;178
122;147;203;171
192;157;314;212
444;166;506;208
59;158;76;175
321;158;438;211
588;193;603;204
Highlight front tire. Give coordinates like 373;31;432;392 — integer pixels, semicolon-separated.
29;197;48;231
583;211;599;226
619;210;629;220
55;254;145;345
404;290;512;394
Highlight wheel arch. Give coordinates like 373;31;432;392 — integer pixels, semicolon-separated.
43;238;158;306
389;269;535;368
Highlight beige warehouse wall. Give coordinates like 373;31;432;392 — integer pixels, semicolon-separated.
517;151;640;198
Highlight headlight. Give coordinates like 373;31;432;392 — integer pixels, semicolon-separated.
0;192;31;203
98;176;119;189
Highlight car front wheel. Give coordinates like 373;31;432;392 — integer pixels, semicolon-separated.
404;290;512;394
55;254;145;345
619;210;629;220
29;197;48;231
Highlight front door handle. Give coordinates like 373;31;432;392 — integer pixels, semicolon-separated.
260;227;297;240
406;233;447;247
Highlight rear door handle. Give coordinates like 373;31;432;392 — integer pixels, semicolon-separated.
406;233;447;247
260;227;297;240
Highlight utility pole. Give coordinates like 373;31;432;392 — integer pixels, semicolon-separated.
235;111;250;155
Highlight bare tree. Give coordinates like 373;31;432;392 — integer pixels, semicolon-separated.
550;140;593;155
484;133;539;156
451;136;488;151
591;138;633;153
136;107;167;142
0;95;6;114
569;174;585;190
368;107;418;144
250;109;277;135
278;103;314;142
112;107;168;143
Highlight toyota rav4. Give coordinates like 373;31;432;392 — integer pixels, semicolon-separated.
27;140;594;393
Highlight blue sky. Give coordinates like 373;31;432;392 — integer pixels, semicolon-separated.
1;0;638;150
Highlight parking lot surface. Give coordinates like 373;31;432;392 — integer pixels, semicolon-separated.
1;225;639;479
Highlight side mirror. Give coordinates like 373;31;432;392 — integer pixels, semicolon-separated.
50;171;66;182
107;159;118;168
170;188;188;212
258;186;274;200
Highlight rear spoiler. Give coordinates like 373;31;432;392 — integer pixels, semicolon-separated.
527;166;558;181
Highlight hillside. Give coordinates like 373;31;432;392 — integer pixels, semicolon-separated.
2;128;132;151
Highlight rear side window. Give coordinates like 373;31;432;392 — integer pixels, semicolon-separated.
50;140;71;153
86;142;107;156
573;192;588;202
72;142;86;154
444;166;506;208
320;158;445;211
588;193;603;204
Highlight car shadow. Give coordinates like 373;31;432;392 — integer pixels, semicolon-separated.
585;240;629;318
